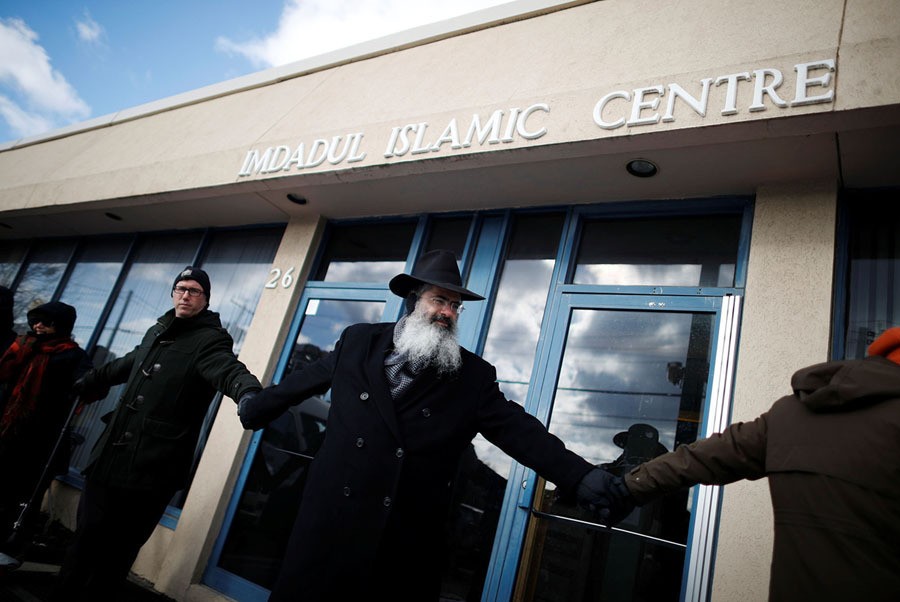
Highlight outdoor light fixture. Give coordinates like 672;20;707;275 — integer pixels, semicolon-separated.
286;193;308;205
626;159;659;178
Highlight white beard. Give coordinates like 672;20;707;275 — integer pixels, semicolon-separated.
394;305;462;376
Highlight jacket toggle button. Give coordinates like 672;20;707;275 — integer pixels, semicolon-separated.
113;431;134;446
356;437;365;448
126;395;145;410
383;496;392;507
142;364;162;377
395;448;404;458
343;486;351;497
422;408;431;418
359;392;369;401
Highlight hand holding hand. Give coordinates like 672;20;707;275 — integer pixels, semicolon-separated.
575;467;636;524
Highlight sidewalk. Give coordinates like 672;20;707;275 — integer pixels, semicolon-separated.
0;561;175;601
0;515;174;601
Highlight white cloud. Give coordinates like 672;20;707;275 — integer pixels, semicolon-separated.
0;17;90;138
216;0;509;68
75;11;104;44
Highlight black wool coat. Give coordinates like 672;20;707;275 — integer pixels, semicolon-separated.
244;321;593;602
83;309;261;492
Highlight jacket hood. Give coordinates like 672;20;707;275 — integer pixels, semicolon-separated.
27;301;77;336
791;356;900;411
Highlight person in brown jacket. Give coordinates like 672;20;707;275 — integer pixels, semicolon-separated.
588;327;900;602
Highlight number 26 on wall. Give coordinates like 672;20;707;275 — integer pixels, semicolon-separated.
265;267;295;289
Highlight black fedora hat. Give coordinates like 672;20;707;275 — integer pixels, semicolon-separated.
389;250;484;301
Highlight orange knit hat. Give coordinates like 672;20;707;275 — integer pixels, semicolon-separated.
868;327;900;364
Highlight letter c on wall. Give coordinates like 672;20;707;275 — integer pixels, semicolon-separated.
593;90;631;130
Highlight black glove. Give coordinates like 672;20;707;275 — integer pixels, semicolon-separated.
237;391;259;429
72;374;88;394
575;467;636;524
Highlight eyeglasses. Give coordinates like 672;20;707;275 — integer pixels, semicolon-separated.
426;295;464;314
173;285;204;298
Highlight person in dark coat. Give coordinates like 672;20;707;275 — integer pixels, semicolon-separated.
53;267;263;601
587;326;900;602
239;249;620;602
0;286;16;354
0;301;90;569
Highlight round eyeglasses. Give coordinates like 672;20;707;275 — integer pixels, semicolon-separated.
426;295;464;313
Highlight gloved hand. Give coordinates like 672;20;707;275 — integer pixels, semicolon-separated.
575;467;636;524
237;391;260;429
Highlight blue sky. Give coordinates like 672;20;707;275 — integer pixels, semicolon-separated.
0;0;511;145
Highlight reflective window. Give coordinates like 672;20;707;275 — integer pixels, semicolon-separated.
216;298;385;588
57;237;132;348
443;213;565;601
10;239;76;333
842;192;900;358
519;307;713;601
0;241;28;288
314;221;416;283
69;232;205;471
574;214;741;287
199;228;285;355
169;226;284;510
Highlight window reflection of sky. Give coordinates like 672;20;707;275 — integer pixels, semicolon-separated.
324;261;405;284
478;257;556;477
574;262;735;287
548;309;711;469
296;299;385;352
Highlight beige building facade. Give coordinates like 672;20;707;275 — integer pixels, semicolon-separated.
1;1;897;600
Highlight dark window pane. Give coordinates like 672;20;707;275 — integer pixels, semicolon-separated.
574;214;741;287
843;192;900;358
315;221;416;282
423;216;472;257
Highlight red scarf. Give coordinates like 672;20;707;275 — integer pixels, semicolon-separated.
0;334;78;437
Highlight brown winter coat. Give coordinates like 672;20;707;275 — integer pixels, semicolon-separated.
625;356;900;602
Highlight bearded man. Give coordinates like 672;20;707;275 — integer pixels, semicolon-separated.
239;249;620;602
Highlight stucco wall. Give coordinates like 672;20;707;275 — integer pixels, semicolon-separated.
712;180;837;600
2;0;895;210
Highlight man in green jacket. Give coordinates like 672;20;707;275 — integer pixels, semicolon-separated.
54;266;262;601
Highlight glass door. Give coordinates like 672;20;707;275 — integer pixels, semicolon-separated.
490;293;740;602
204;293;389;601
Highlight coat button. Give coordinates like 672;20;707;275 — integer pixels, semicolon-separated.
123;431;134;441
356;437;365;448
135;395;144;403
395;448;404;458
421;408;431;418
359;392;369;400
343;486;351;497
383;497;392;507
